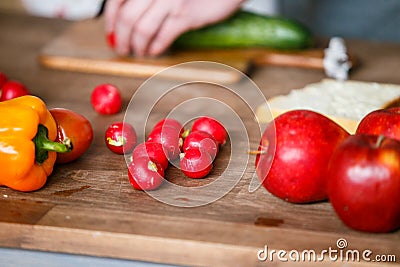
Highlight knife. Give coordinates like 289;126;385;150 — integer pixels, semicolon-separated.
95;2;354;80
96;0;107;18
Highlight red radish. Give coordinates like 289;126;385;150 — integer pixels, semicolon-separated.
132;142;169;170
91;83;122;115
0;80;29;101
191;116;227;145
183;131;219;161
105;122;137;154
154;118;184;136
180;147;213;179
0;72;7;88
147;125;182;160
128;157;164;190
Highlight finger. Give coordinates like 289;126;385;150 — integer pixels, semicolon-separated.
130;0;171;57
114;0;153;55
147;16;188;56
148;0;244;56
104;0;125;33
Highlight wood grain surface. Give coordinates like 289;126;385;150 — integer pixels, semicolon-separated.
0;12;400;267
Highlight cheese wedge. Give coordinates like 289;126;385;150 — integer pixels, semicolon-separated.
256;79;400;133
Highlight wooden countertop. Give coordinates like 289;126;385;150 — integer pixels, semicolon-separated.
0;12;399;267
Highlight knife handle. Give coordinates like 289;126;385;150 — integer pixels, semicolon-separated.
252;49;325;69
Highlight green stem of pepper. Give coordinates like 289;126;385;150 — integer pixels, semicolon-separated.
34;124;71;164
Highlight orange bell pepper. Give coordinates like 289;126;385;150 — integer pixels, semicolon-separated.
0;96;70;192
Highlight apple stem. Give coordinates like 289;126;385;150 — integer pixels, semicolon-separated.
375;135;385;148
248;150;265;155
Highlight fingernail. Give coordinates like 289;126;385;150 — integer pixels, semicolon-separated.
106;32;116;48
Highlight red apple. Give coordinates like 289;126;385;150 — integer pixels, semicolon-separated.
327;134;400;232
356;107;400;141
256;109;350;203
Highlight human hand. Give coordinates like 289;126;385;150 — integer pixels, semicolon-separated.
104;0;245;57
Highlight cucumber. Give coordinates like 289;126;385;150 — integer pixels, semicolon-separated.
173;11;313;50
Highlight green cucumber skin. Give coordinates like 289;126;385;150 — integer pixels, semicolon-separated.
174;11;314;50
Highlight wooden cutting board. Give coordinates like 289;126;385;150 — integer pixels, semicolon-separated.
2;12;399;267
39;18;326;83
